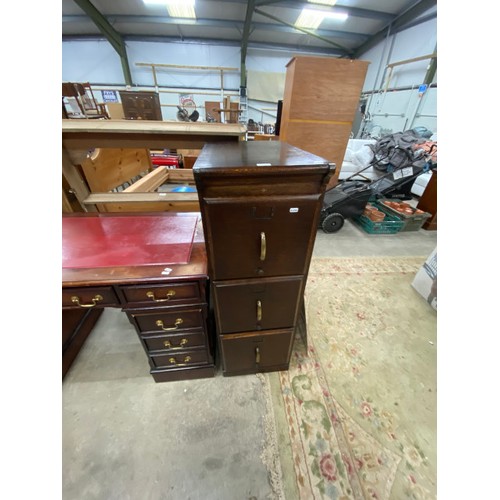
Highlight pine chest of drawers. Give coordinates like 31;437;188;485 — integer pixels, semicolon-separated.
193;141;334;376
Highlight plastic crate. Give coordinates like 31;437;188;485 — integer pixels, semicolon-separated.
377;200;431;231
353;211;404;234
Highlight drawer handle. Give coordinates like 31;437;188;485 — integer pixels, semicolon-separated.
156;318;183;331
255;347;260;365
146;290;176;302
163;338;188;349
260;232;266;261
257;300;262;322
71;294;103;308
169;355;192;365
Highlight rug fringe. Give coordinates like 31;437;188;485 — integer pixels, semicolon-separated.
257;372;286;500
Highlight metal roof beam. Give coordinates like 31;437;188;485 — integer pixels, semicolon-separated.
240;0;256;87
254;7;352;56
353;0;437;58
255;1;396;22
62;14;369;43
72;0;132;85
63;34;344;57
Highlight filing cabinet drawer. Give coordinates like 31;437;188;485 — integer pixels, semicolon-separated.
131;306;206;334
213;276;302;333
220;329;293;375
120;281;203;307
62;286;119;309
150;349;209;369
204;196;319;280
142;330;207;352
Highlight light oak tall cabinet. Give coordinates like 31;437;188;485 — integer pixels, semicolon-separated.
279;56;369;190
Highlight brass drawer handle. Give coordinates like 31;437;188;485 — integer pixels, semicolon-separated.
163;338;188;349
260;232;266;261
255;347;260;365
169;355;192;365
71;294;103;308
257;300;262;322
156;318;183;331
146;290;176;302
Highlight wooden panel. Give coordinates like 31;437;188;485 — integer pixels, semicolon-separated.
285;57;369;122
106;102;125;120
205;101;222;122
417;170;437;230
280;56;369;190
81;148;153;192
166;169;196;183
142;330;207;352
177;149;202;169
254;134;278;141
62;286;120;309
203;196;320;280
82;192;199;214
282;122;352;188
150;349;209;369
219;329;293;375
62;308;103;379
121;281;202;306
99;201;200;212
119;91;162;121
123;166;168;192
131;306;206;334
213;277;303;333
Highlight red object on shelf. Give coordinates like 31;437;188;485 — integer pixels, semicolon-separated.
62;214;198;268
150;155;179;168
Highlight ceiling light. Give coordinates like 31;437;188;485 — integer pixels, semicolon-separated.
325;11;348;21
166;0;196;19
143;0;196;19
295;9;326;29
307;0;338;5
295;8;348;29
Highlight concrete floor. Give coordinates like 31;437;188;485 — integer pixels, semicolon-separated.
62;212;437;500
313;218;437;257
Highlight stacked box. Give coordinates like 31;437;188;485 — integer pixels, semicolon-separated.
353;211;404;234
377;200;432;231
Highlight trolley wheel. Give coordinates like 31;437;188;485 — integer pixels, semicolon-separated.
322;213;345;233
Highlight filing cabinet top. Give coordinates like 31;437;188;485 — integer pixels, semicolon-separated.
193;141;333;172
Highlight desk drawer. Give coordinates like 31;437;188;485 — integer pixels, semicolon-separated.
150;348;209;369
131;306;206;334
62;286;119;309
142;330;207;352
220;329;293;375
121;281;203;307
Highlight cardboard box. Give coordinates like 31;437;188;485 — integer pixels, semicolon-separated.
412;247;437;310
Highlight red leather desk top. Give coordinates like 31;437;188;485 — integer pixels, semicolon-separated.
62;214;198;269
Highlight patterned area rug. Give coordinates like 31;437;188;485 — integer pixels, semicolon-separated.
267;257;437;500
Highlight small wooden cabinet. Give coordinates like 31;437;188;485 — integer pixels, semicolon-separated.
194;141;333;376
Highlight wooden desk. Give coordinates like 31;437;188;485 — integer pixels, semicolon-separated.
62;119;246;213
62;212;215;383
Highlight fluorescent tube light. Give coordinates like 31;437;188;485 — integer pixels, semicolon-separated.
143;0;196;19
295;8;348;29
295;9;326;29
326;11;348;21
307;0;338;5
166;0;196;19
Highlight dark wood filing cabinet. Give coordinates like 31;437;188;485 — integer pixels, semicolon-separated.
193;141;334;376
